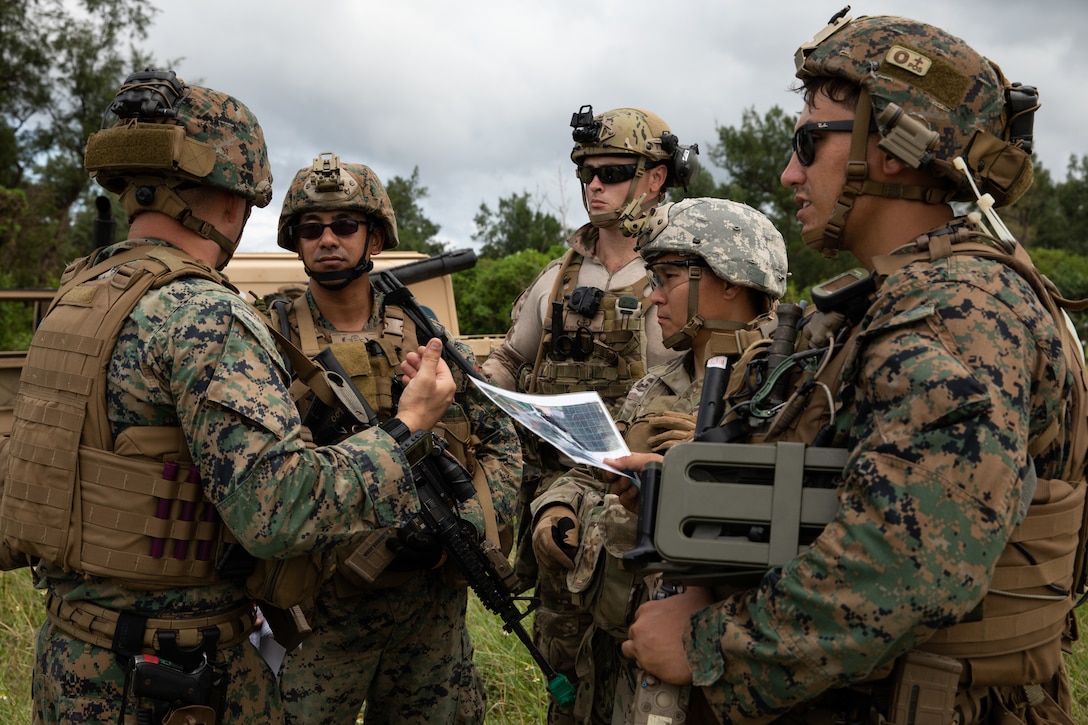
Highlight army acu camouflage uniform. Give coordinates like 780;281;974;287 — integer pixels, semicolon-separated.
532;198;788;724
533;356;702;724
272;286;520;725
0;72;436;725
678;13;1088;724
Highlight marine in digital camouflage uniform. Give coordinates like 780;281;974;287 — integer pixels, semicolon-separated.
530;198;787;724
268;153;520;725
0;70;457;725
480;106;697;724
620;11;1088;725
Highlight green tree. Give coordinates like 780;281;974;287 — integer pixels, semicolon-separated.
454;248;561;335
385;166;445;255
1001;162;1060;249
472;192;567;258
707;105;854;299
1043;155;1088;255
667;165;722;203
0;0;156;287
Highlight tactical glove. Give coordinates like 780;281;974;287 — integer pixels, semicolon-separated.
532;505;579;571
643;411;697;453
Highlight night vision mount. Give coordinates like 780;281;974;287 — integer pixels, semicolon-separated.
102;68;187;128
570;104;701;190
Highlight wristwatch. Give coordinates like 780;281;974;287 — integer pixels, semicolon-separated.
379;417;412;445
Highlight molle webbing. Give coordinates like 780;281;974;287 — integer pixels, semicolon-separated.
839;231;1088;687
1;247;227;586
917;476;1084;686
46;593;254;653
530;251;652;409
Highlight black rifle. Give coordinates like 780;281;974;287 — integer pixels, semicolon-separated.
386;247;477;286
370;265;483;382
402;429;575;707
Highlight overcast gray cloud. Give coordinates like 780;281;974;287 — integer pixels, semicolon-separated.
140;0;1088;253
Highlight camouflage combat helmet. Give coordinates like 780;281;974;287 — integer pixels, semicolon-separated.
571;107;676;166
637;198;788;350
84;68;273;264
569;104;699;229
793;9;1038;255
277;152;399;253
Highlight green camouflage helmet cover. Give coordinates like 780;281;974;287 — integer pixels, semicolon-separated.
85;75;273;207
638;198;788;299
795;12;1036;207
277;152;399;252
570;107;675;167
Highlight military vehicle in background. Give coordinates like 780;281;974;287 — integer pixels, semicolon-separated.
0;247;502;436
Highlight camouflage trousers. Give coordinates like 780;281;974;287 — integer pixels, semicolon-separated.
31;619;281;724
279;571;483;725
533;570;595;725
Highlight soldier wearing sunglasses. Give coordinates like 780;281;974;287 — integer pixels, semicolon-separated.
481;105;698;725
268;152;521;725
621;10;1088;725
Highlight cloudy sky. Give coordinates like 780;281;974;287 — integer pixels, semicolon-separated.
139;1;1087;254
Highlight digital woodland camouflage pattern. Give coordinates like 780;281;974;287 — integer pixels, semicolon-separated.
34;621;283;723
637;197;789;298
32;238;427;723
276;156;400;251
277;291;521;725
686;251;1069;721
280;574;478;724
796;14;1026;205
87;82;273;208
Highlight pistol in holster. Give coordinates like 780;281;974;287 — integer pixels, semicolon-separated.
128;652;226;725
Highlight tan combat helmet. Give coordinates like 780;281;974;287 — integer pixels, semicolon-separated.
277;152;399;290
84;68;273;265
793;8;1038;256
569;105;699;229
637;197;788;350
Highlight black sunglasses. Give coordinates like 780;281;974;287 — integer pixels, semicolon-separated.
291;218;367;241
791;120;856;167
575;163;640;185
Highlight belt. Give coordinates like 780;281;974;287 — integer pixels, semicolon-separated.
45;592;255;653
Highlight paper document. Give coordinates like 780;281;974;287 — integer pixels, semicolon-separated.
471;377;631;476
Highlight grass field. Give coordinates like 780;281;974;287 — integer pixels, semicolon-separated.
2;567;1087;724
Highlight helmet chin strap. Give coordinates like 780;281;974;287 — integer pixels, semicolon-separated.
303;222;377;290
306;257;374;291
802;92;875;258
804;91;953;258
118;178;240;268
661;268;747;350
582;157;662;229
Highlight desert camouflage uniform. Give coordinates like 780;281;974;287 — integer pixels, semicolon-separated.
532;354;701;724
687;237;1074;721
29;238;424;724
278;288;521;725
481;223;681;723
